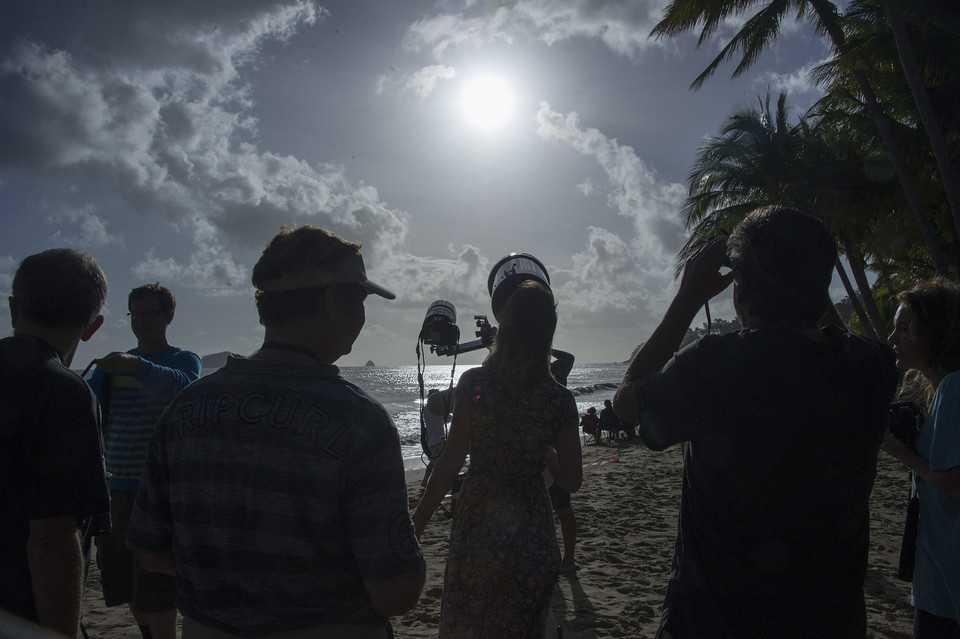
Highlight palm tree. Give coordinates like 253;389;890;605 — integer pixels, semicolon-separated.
809;8;960;275
677;92;889;337
879;0;960;246
651;0;952;276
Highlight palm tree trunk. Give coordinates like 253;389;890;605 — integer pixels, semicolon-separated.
841;235;887;333
883;0;960;244
835;257;878;339
807;0;951;277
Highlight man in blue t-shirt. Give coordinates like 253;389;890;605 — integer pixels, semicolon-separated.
1;249;110;638
89;283;200;639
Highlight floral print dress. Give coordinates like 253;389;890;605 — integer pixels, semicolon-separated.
439;365;579;638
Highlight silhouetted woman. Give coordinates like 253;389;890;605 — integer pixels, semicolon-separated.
413;281;582;638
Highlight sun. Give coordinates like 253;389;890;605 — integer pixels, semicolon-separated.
459;74;516;131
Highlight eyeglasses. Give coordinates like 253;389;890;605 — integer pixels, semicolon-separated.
126;310;166;319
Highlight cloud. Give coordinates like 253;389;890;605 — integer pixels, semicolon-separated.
0;0;410;290
535;101;686;261
403;0;668;59
378;244;492;311
367;95;688;332
50;205;122;247
403;10;517;58
0;254;15;298
753;57;830;108
405;64;457;99
554;226;673;331
132;217;248;293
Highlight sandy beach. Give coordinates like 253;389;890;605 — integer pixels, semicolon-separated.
79;438;915;638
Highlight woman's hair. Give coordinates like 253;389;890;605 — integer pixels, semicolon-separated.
897;277;960;378
483;280;557;388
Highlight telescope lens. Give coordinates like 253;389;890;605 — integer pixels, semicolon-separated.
487;253;551;320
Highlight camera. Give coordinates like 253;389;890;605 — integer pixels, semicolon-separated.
418;252;551;358
415;252;553;461
420;300;460;348
888;401;922;450
419;300;498;356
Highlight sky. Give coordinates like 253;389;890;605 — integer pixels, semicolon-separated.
0;0;835;367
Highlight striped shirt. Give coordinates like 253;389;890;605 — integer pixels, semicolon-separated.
126;356;426;636
89;346;201;491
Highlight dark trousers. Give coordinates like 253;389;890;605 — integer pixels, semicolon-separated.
914;608;960;639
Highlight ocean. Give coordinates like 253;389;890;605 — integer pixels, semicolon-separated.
338;363;627;471
79;360;626;473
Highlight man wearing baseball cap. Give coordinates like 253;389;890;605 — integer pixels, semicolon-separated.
126;225;425;638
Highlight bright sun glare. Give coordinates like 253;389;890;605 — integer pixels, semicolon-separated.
459;74;516;131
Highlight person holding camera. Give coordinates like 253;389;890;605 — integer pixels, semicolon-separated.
614;206;897;639
884;278;960;638
413;281;582;638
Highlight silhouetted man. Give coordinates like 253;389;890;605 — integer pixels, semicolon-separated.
1;249;110;638
127;226;426;638
615;207;897;639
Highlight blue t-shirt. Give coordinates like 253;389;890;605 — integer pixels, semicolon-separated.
912;370;960;620
89;346;201;491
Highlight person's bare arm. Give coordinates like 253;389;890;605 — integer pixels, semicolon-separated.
883;430;960;500
140;552;176;576
363;572;427;617
614;238;733;423
27;516;82;639
550;349;575;381
93;351;141;375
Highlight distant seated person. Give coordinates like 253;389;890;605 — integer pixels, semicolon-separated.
598;399;619;442
580;407;599;443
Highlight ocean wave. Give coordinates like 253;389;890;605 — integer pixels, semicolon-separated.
568;382;619;396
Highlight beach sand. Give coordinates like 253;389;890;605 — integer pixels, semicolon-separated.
80;438;915;638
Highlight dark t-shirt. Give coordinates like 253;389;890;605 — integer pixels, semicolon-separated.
633;325;897;639
0;336;111;621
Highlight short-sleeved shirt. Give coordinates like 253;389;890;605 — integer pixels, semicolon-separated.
0;336;111;621
126;355;426;637
632;325;897;639
912;370;960;620
88;346;201;492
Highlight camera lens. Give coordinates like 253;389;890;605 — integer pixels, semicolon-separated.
420;300;459;346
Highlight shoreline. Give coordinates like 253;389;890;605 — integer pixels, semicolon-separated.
80;438;915;638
